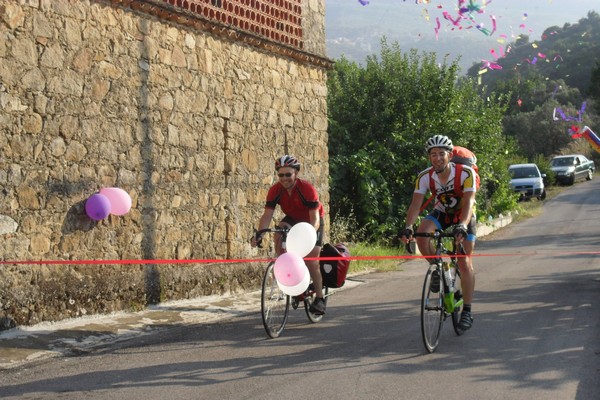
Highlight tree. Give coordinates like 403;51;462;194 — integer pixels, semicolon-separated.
327;40;514;241
589;61;600;114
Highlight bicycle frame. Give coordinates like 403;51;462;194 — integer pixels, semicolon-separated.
410;230;464;310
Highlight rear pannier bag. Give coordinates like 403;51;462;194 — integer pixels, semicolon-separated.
319;243;350;288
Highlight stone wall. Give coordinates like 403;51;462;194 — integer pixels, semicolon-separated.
0;0;331;329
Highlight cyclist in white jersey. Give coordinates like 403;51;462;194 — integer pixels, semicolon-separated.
401;135;476;331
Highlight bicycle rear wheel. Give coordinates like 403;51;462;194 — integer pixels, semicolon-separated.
421;264;444;353
304;285;329;323
261;262;290;338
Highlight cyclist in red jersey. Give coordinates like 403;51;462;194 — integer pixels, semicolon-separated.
251;155;327;315
401;135;476;331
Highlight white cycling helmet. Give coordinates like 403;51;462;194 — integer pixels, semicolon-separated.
275;155;301;170
425;135;454;153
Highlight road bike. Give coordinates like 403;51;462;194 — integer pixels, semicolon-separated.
255;227;330;338
407;230;465;353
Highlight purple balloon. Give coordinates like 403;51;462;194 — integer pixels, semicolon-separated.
85;193;111;221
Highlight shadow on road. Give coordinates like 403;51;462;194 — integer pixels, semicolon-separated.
1;265;599;399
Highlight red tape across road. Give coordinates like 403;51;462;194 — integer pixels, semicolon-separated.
1;251;599;265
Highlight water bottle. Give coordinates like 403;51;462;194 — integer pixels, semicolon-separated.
442;262;453;292
448;263;456;286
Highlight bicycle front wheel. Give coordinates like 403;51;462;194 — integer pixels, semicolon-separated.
421;264;444;353
261;262;290;338
451;268;464;336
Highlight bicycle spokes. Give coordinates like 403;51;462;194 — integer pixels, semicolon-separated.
421;266;444;353
261;262;290;338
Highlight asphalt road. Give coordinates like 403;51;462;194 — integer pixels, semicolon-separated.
1;178;599;400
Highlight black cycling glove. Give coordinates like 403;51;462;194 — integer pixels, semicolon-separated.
453;224;468;239
401;227;414;239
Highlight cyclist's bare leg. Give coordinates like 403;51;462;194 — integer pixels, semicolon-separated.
416;219;438;262
305;245;324;298
458;240;475;304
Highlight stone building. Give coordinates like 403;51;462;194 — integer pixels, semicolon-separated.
0;0;332;329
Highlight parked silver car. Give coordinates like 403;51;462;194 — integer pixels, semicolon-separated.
509;163;546;201
550;154;595;185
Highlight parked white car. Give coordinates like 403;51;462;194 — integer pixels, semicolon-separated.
508;163;546;201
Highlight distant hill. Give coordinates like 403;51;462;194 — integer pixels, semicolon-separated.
466;11;600;94
325;1;600;74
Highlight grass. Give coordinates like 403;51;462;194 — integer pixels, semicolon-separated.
511;185;568;223
346;242;408;275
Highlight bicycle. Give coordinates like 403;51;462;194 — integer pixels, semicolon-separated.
255;227;330;338
406;230;465;353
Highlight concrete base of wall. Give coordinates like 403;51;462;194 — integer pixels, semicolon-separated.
476;214;513;237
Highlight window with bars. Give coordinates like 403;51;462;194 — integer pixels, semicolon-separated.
162;0;304;49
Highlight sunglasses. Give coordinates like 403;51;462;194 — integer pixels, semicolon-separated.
278;172;294;178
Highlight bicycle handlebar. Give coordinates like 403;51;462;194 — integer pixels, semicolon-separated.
252;227;290;249
411;231;456;239
254;227;290;237
405;230;465;256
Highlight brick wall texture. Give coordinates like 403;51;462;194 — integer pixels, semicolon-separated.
0;0;330;329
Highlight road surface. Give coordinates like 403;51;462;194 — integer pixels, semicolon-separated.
1;179;599;399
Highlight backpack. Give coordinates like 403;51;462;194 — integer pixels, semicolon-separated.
420;146;480;213
450;146;480;191
319;243;350;288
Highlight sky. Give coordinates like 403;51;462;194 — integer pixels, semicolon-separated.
325;0;599;72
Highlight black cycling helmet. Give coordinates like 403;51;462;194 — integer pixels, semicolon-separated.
425;135;454;153
275;155;301;170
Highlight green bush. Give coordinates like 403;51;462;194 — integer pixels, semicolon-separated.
328;41;515;242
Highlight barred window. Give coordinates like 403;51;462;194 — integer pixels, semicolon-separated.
162;0;304;49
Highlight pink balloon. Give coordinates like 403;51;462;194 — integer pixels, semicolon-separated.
85;193;111;221
273;252;308;287
100;187;132;216
277;269;310;296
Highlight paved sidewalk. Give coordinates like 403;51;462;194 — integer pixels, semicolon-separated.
0;289;265;370
0;280;362;370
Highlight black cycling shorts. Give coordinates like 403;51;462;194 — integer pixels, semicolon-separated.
424;210;477;241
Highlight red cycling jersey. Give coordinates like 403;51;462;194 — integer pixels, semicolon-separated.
265;178;325;222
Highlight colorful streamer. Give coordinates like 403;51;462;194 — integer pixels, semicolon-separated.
581;126;600;152
554;102;587;122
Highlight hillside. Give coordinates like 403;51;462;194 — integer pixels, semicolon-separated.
326;1;599;74
466;12;600;94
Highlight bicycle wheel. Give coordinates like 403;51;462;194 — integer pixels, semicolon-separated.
261;262;290;338
304;285;329;323
421;264;444;353
451;268;465;336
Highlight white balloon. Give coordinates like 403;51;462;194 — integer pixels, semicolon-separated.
286;222;317;257
276;266;310;296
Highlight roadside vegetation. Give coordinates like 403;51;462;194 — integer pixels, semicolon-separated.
327;12;600;273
